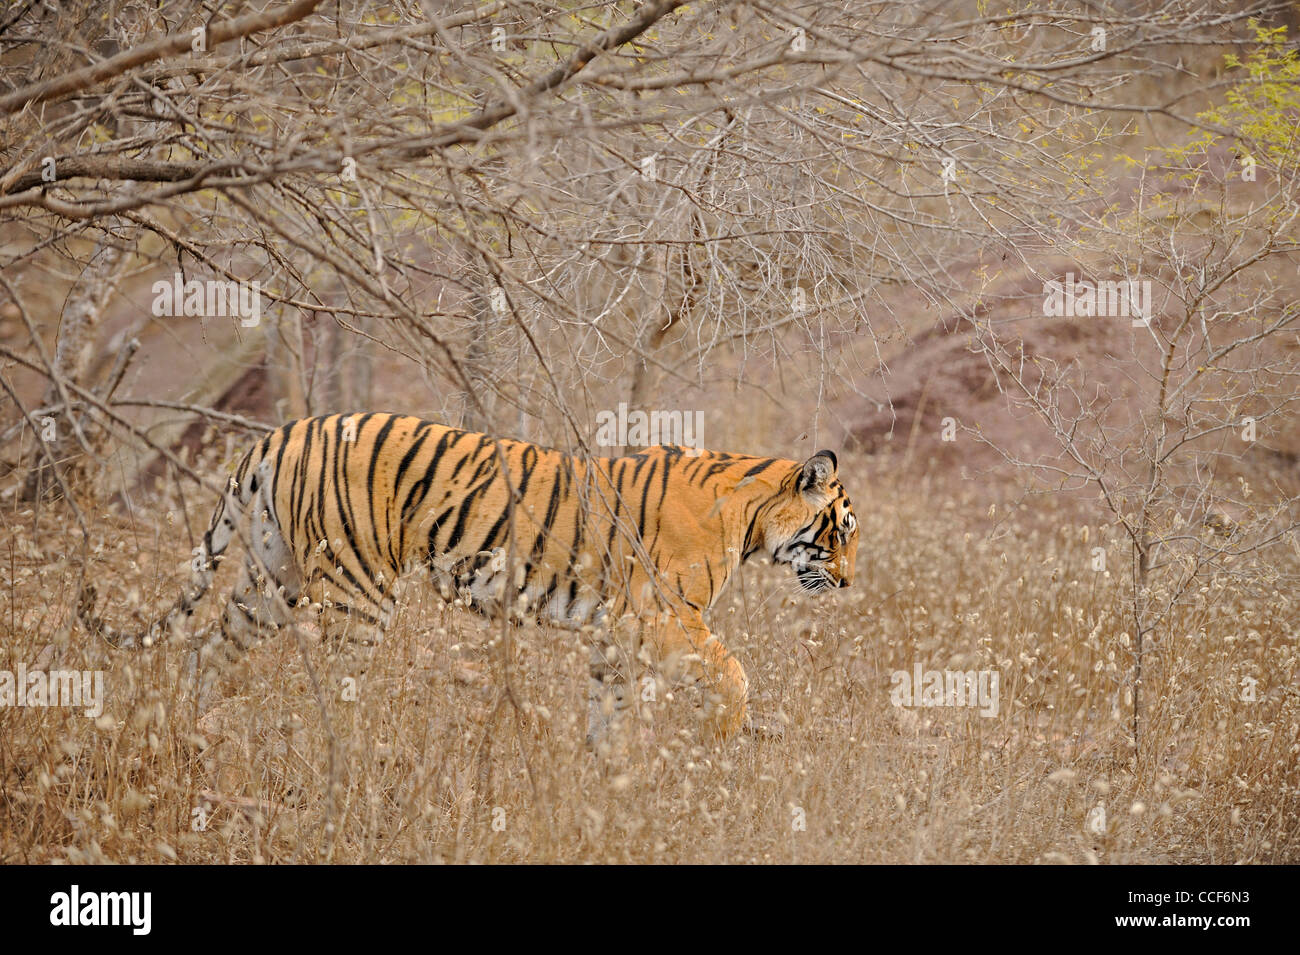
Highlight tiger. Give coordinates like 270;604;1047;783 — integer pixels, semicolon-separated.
77;412;859;742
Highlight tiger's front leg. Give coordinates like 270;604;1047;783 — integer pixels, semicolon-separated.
584;612;747;746
586;643;630;748
647;610;749;741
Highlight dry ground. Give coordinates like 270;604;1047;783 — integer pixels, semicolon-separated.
2;467;1296;864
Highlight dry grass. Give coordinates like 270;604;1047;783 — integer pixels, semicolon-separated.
2;470;1297;864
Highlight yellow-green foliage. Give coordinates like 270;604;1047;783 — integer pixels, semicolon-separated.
1168;22;1300;174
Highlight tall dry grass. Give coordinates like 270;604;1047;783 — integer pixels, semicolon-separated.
2;468;1296;863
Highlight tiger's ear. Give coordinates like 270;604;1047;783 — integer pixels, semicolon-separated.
798;450;838;494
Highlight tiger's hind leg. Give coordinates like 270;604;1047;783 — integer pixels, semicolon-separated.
303;578;392;644
300;576;394;688
187;499;302;711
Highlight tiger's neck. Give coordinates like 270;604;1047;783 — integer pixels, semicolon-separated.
597;447;798;579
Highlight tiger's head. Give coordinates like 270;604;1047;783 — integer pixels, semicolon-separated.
762;450;859;594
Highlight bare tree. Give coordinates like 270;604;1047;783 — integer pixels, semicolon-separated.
967;24;1300;755
3;7;1295;759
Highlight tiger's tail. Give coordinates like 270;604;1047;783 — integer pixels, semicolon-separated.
76;434;274;650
